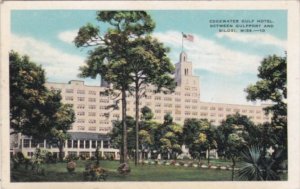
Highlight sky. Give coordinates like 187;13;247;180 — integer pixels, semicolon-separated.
11;10;287;105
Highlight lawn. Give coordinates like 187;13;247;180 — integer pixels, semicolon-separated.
11;160;287;182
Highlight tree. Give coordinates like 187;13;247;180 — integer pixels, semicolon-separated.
49;102;75;162
9;51;49;139
127;36;176;165
156;114;183;159
74;11;158;165
237;146;285;180
216;113;253;180
196;123;217;164
182;118;216;162
109;116;136;160
9;51;69;142
245;54;287;156
139;106;157;160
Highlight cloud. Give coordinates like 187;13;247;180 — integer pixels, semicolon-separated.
11;34;85;82
216;32;286;49
58;30;78;44
153;31;263;76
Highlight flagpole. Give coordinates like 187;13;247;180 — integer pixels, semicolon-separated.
181;32;184;52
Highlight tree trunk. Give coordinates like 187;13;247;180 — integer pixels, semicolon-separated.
58;140;64;162
135;80;139;166
231;157;236;181
207;146;210;165
121;89;128;164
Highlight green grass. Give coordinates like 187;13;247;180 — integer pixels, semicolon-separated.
11;160;287;182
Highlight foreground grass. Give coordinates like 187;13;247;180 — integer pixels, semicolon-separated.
11;160;287;182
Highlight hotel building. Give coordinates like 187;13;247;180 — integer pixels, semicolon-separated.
10;52;271;159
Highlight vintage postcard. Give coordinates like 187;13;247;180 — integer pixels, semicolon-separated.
0;1;299;189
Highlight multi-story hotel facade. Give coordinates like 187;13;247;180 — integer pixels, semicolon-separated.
10;52;271;159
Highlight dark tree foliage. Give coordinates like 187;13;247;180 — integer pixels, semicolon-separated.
10;51;52;139
74;11;162;164
245;55;287;153
10;51;75;160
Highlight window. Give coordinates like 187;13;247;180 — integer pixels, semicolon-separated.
185;99;191;103
175;117;181;121
80;140;84;149
100;92;108;97
91;141;96;148
99;99;109;103
185;111;190;115
175;98;181;102
200;113;208;116
185;105;190;109
66;89;74;93
175;92;181;96
67;140;72;148
77;112;85;116
200;106;208;110
242;109;247;113
256;110;261;114
78;126;85;130
155;110;161;113
85;140;90;148
155;97;161;100
77;119;85;123
89;119;96;124
88;112;96;116
210;107;216;110
31;140;38;148
192;99;198;103
39;140;45;148
226;108;231;112
23;139;30;148
77;90;85;94
88;98;96;102
65;96;73;101
77;97;85;101
233;109;240;112
99;106;107;110
73;140;78;148
89;127;96;131
164;103;172;108
89;91;96;95
77;104;85;109
146;96;152;99
103;141;109;148
192;106;197;109
218;107;224;111
185;93;191;96
192;112;198;116
89;105;96;109
175;104;181;108
164;97;172;101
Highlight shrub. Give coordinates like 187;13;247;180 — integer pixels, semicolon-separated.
67;161;76;173
79;154;86;160
117;163;131;174
170;160;176;166
83;163;108;181
65;154;78;162
11;152;25;169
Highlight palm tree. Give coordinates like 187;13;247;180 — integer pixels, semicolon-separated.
238;146;283;181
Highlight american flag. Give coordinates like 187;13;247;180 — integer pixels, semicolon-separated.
182;32;194;42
